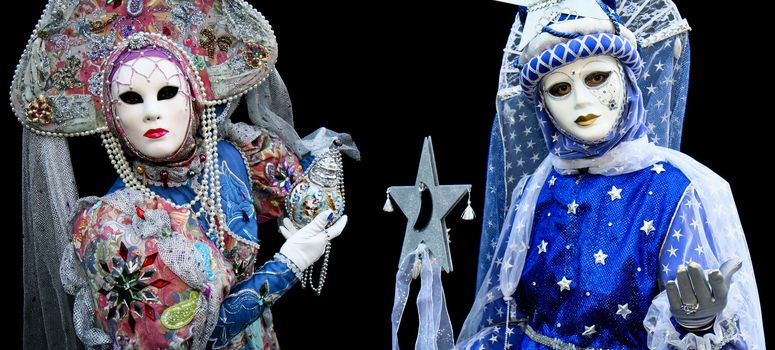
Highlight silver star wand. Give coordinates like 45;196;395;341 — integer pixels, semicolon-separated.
387;137;474;349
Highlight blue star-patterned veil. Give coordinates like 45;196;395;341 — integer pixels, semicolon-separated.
459;0;765;349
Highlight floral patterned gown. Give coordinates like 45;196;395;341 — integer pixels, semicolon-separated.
65;124;303;349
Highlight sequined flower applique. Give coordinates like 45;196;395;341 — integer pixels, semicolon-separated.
98;242;170;332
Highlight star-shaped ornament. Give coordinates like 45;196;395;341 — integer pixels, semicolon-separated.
640;220;655;236
594;249;608;265
607;186;622;201
537;240;548;254
651;163;666;174
582;325;597;337
557;276;572;292
567;200;579;215
388;137;471;272
616;304;632;319
548;176;557;187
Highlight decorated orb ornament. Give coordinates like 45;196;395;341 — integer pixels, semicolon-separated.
286;146;346;228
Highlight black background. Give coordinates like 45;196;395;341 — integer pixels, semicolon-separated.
4;1;771;348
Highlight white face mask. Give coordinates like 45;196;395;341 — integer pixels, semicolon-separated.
541;55;626;143
111;56;192;160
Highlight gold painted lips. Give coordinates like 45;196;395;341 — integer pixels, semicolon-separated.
575;114;600;126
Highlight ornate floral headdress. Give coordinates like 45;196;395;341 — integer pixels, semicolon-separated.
11;0;279;136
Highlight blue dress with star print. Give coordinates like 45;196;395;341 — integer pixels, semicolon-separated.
466;162;748;349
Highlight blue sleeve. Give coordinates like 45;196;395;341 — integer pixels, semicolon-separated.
207;254;300;349
659;186;748;349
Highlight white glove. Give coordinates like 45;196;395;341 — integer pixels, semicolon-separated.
279;210;347;271
666;259;742;331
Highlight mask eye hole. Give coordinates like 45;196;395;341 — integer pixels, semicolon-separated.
548;82;572;97
119;91;143;104
584;71;611;87
157;86;179;101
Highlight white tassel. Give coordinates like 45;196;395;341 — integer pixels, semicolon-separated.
383;189;394;212
674;36;683;60
412;253;423;279
461;188;475;220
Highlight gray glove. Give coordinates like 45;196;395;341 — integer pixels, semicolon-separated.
666;259;742;331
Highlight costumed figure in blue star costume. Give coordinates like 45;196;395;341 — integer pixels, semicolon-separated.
456;1;765;349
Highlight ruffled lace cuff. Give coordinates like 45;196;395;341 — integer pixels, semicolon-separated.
274;252;304;281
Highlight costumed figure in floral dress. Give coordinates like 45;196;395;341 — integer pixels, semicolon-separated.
12;1;355;349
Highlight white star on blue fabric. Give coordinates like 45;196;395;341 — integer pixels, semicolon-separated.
667;245;678;257
557;276;572;292
616;304;632;319
567;200;579;215
651;163;666;174
582;325;597;337
640;220;655;235
607;186;622;201
655;61;665;71
646;84;657;94
594;249;608;265
672;229;683;241
538;240;548;254
548;176;557;187
662;263;671;275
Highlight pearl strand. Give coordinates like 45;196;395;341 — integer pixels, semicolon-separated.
302;241;331;296
198;105;229;251
101;132;206;211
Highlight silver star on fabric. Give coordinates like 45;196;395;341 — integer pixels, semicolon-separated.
537;240;548;254
651;163;666;174
548;176;557;187
567;200;579;215
557;276;572;292
582;325;597;337
616;304;632;319
594;249;608;265
640;220;655;236
607;186;622;201
389;137;471;273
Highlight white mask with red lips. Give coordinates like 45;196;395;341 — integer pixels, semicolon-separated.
541;55;626;144
110;55;194;161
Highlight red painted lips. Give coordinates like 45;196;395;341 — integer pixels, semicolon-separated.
144;128;169;139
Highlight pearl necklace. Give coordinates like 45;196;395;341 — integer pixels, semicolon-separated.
101;105;229;251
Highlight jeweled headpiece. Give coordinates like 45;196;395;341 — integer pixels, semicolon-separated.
11;0;279;136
